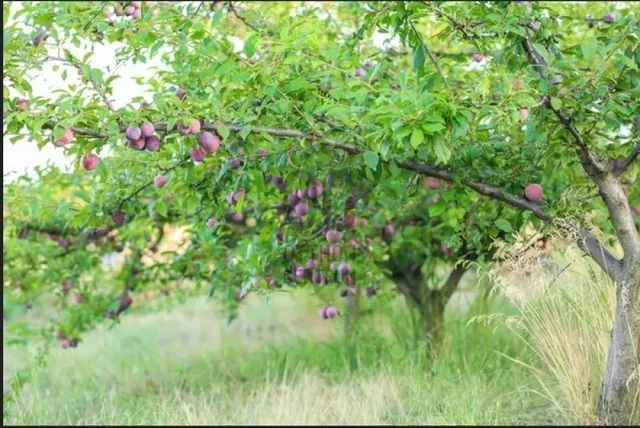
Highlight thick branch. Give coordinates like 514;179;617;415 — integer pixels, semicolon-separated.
17;223;113;240
521;37;546;78
546;101;607;174
518;21;638;264
39;119;624;278
441;263;468;300
576;228;624;281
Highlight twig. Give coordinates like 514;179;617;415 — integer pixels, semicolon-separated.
613;144;639;177
408;20;449;89
43;56;116;112
227;1;263;34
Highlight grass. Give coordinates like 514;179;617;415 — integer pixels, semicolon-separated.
3;245;631;425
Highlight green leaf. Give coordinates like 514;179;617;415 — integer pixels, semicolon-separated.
413;44;425;72
154;93;167;112
53;127;65;140
185;194;199;214
428;200;446;217
244;34;258;58
581;38;597;62
532;43;550;63
285;77;308;93
3;29;9;46
217;124;230;140
495;219;513;233
614;52;638;71
422;122;445;134
363;150;379;171
155;200;168;218
239;126;252;140
410;128;424;148
550;97;562;110
212;7;224;25
433;136;451;164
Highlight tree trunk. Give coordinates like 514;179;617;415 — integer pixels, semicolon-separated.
344;282;360;337
421;291;447;354
597;262;640;425
391;264;467;357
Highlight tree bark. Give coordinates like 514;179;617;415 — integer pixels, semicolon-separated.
421;291;447;354
519;25;639;423
597;261;640;425
344;281;360;337
391;264;467;355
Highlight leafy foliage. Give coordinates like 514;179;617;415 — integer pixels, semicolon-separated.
2;1;638;366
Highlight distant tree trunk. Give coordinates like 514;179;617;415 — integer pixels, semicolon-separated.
392;263;468;356
344;281;360;337
421;291;447;354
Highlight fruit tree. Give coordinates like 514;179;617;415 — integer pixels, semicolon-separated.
2;1;638;424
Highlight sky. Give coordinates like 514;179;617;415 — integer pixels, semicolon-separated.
3;1;400;183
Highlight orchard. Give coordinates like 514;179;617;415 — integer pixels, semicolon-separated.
2;1;639;425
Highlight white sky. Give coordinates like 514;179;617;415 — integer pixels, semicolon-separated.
1;2;395;183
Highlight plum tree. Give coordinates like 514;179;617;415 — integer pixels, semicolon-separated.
3;1;639;424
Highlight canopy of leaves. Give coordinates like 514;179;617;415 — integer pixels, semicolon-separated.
2;1;638;343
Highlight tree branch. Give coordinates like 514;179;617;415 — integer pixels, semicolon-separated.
545;100;607;174
613;143;639;177
36;117;624;277
116;156;189;210
227;1;263;34
408;20;449;88
441;263;468;300
43;56;116;112
576;228;623;281
517;17;638;266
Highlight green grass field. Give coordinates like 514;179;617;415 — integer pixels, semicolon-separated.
3;254;631;425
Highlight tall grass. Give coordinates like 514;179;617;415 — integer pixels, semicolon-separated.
3;288;544;425
474;240;639;425
5;243;632;425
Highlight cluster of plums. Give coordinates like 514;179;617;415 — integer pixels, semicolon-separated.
272;179;324;223
56;330;79;349
105;1;155;21
124;122;161;151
